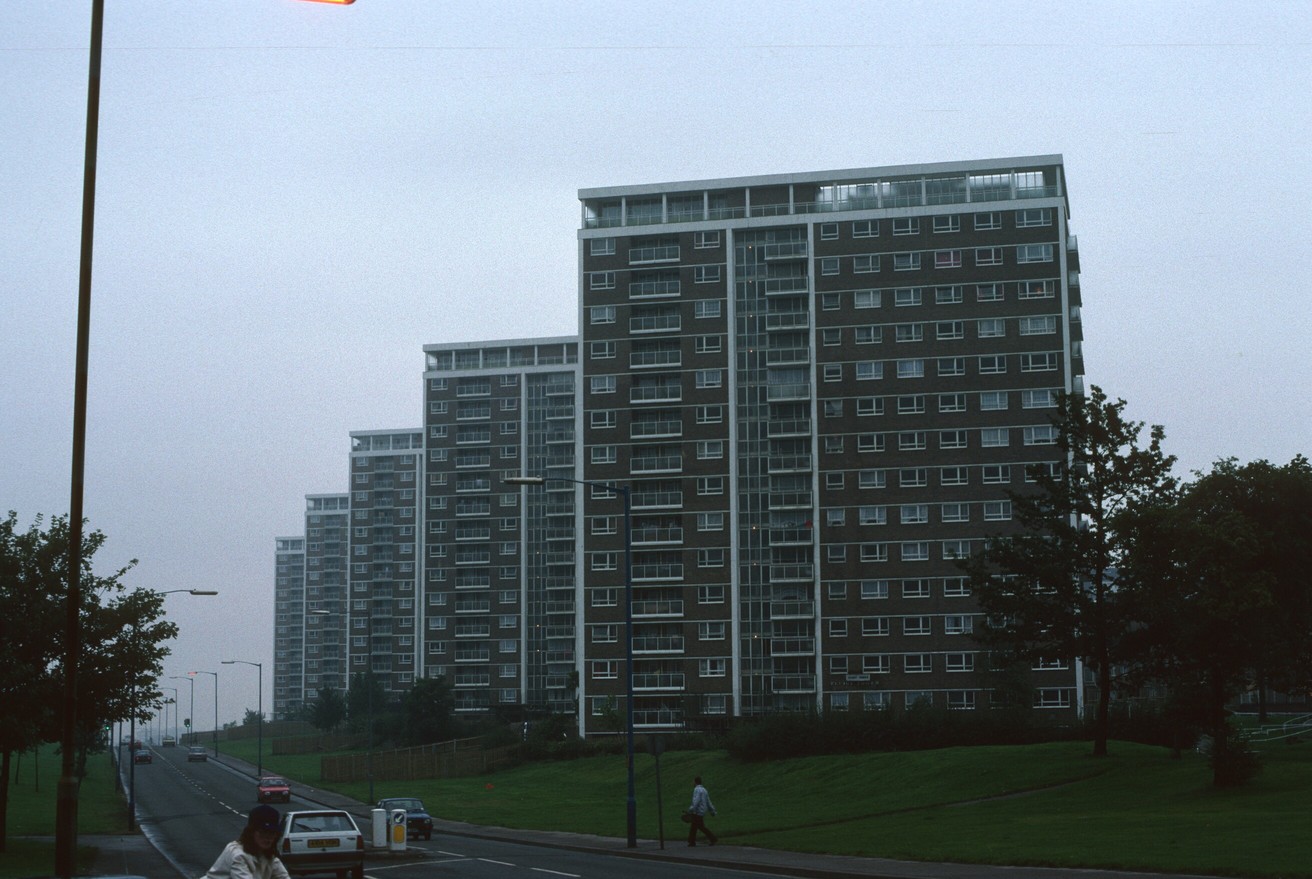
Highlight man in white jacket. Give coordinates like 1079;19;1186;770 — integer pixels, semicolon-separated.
686;776;718;847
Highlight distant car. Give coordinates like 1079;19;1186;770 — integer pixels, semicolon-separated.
258;775;292;803
278;810;364;879
162;736;177;747
132;749;152;764
376;797;433;840
187;746;208;762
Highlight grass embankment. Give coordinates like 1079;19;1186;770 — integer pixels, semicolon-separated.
0;744;125;878
226;736;1311;878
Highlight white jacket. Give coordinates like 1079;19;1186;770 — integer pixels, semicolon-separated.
203;841;290;879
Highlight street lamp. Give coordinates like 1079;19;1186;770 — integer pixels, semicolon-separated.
171;676;195;745
161;687;178;741
506;474;637;848
191;670;220;757
223;660;263;778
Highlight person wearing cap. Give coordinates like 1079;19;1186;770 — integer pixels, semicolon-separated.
203;804;290;879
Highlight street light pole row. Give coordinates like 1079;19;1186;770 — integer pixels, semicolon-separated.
507;474;637;849
223;659;263;778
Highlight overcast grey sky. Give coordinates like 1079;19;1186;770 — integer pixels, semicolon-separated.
2;1;1308;728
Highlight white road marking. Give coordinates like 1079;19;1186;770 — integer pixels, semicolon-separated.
531;869;580;877
478;858;516;866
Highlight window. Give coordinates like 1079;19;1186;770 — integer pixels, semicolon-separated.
934;250;962;269
590;341;616;359
820;257;840;276
696;440;724;459
892;252;920;271
693;231;720;249
935;285;963;304
591;552;617;571
1034;689;1073;708
822;364;843;382
896;359;924;379
946;653;975;673
855;326;881;344
696;476;724;495
590;410;616;429
975;246;1003;266
694;265;722;284
1017;243;1054;263
591;587;617;607
591;445;617;464
861;580;890;599
944;577;972;597
821;328;841;346
699;622;726;640
589;271;616;290
903;616;931;635
1024;425;1059;445
1022;388;1059;409
902;542;930;562
820;292;841;310
897;394;925;414
942;502;969;522
860;543;888;562
590;375;616;394
936;320;963;340
695;299;722;318
933;215;960;233
900;504;929;524
697;512;724;531
820;222;838;240
858;505;887;525
941;466;968;485
895;323;923;343
939;393;966;413
855;361;883;381
852;219;877;237
983;500;1012;521
1016;207;1053;227
823;400;843;418
695;369;722;389
1028;461;1063;482
937;357;965;377
899;468;927;487
854;254;880;273
947;691;977;711
1021;352;1060;372
982;464;1010;484
859;469;888;489
695;405;723;424
939;429;967;449
902;578;931;598
854;289;881;309
695;334;721;353
698;584;725;604
980;427;1009;447
589;305;615;324
977;318;1005;338
591;624;617;643
825;472;845;490
892;218;919;235
857;432;885;452
974;211;1001;230
826;508;846;527
1020;316;1058;336
862;617;890;636
863;658;891;679
697;548;725;568
828;618;848;638
978;355;1007;374
699;658;726;677
589;237;615;256
828;655;849;675
904;654;932;673
893;287;922;307
1019;279;1055;299
976;282;1004;302
898;431;927;450
979;391;1008;410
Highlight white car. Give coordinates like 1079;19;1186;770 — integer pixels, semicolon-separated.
278;810;364;879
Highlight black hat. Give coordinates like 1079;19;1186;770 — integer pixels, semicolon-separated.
248;804;280;832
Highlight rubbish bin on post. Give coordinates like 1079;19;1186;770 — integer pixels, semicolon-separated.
371;809;387;848
388;808;407;852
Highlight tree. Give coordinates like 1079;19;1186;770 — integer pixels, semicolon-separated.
346;671;393;743
397;676;454;746
308;688;347;734
1122;457;1312;785
242;709;266;727
967;387;1177;757
0;512;171;852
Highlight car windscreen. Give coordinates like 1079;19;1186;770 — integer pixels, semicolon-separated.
289;814;355;833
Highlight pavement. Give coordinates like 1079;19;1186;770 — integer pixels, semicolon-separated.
61;751;1232;879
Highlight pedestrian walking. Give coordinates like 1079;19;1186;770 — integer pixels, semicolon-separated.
686;775;718;847
203;804;290;879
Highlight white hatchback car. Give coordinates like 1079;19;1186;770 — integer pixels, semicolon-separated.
278;810;364;879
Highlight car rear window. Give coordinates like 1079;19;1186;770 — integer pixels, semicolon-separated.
290;814;355;833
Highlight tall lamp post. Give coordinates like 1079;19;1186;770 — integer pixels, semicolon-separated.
171;675;195;745
223;660;263;778
161;687;178;741
507;474;637;848
191;670;220;757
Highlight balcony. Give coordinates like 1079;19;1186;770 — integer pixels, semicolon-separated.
453;648;490;663
760;241;807;260
771;674;816;694
630;350;682;370
767;454;812;474
629;245;680;264
632;635;686;654
453;673;490;688
633;672;686;691
632;525;684;545
767;491;813;510
632;599;685;618
770;600;815;619
768;528;813;547
630;384;682;404
630;279;681;299
770;637;815;656
766;382;811;402
632;562;684;582
631;419;682;439
764;312;809;331
766;418;811;438
766;347;810;366
630;315;681;334
632;490;683;510
769;564;814;583
633;707;683;728
631;455;683;475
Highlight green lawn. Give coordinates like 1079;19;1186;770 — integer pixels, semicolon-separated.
14;737;1309;878
233;737;1312;878
0;744;127;878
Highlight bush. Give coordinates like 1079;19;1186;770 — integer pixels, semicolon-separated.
1210;723;1262;787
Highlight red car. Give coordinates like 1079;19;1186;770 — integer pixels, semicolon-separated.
258;775;291;803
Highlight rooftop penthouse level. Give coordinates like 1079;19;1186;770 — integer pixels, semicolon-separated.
425;337;578;373
580;156;1068;229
